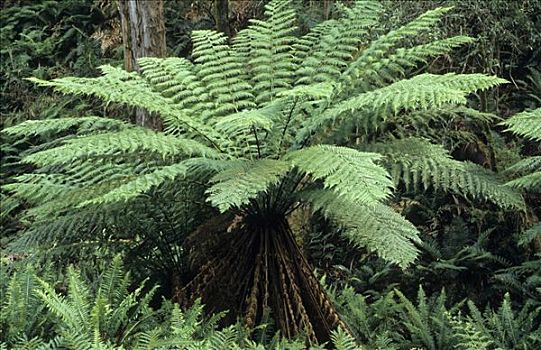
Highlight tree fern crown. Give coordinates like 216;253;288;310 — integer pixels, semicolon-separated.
4;0;520;268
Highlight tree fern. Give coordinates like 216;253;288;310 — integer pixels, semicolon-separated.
367;138;524;209
3;0;521;343
502;108;541;142
501;108;541;244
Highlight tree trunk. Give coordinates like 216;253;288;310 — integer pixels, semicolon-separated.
214;0;230;38
323;0;333;20
176;213;351;345
118;0;166;130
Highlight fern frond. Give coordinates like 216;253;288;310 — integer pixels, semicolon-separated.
79;162;190;206
466;293;540;349
206;326;242;350
518;223;541;247
35;273;91;335
450;315;492;350
295;1;383;85
21;128;220;167
394;287;436;350
367;138;525;209
206;159;291;212
191;30;255;118
300;73;506;141
214;110;274;136
505;171;541;191
1;265;50;344
330;327;363;350
236;0;298;104
505;156;541;175
502;108;541;195
4;168;141;214
502;108;541;141
96;255;130;307
212;109;275;158
138;57;218;129
386;106;498;141
342;6;454;88
347;36;474;89
304;189;420;268
2;116;128;137
286;145;393;205
27;67;224;145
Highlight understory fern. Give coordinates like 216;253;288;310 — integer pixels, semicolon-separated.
3;261;539;349
2;0;525;342
502;108;541;192
465;293;541;349
1;260;362;350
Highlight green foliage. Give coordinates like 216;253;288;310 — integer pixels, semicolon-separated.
449;315;494;350
395;287;458;350
0;0;119;125
465;293;541;349
3;259;540;350
502;108;541;143
381;0;541;113
206;159;290;212
305;190;420;268
368;138;523;209
501;108;541;245
2;1;539;348
0;264;53;345
4;0;524;271
0;0;124;251
1;259;363;350
332;283;541;350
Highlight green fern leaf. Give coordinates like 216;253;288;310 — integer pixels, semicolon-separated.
502;108;541;141
286;145;393;205
366;138;525;209
304;189;420;268
21;128;220;167
206;159;291;212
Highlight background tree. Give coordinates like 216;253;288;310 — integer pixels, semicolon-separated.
214;0;231;38
118;0;167;129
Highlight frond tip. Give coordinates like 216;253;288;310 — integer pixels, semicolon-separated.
502;108;541;141
304;189;420;268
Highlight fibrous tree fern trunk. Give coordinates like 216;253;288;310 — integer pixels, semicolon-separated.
176;212;348;344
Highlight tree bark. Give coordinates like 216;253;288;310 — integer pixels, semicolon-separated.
323;0;333;20
214;0;230;38
118;0;166;130
176;213;351;345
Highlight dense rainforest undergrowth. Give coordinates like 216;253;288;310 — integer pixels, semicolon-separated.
1;0;540;349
